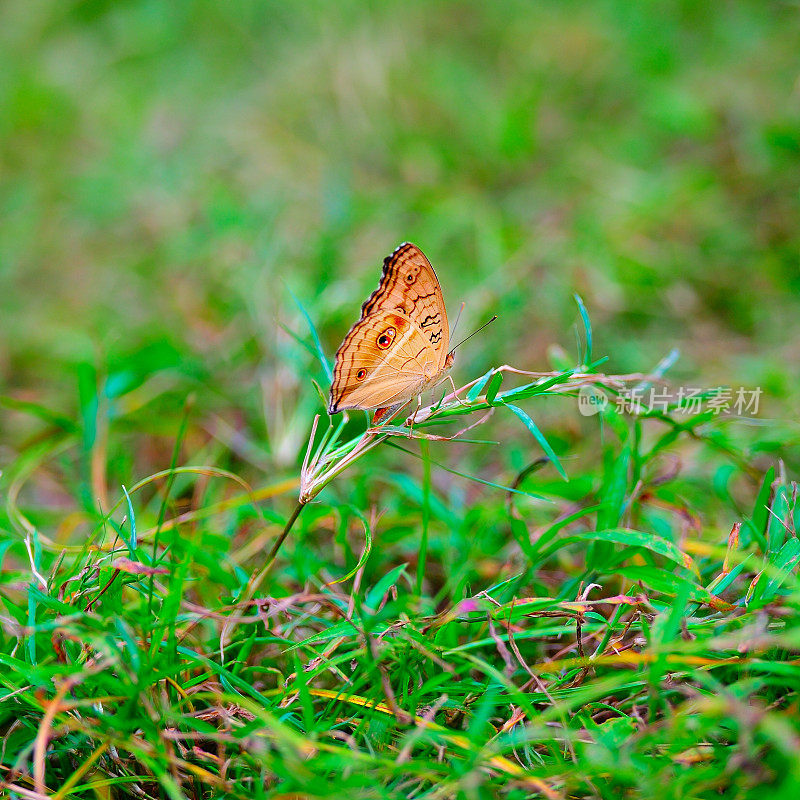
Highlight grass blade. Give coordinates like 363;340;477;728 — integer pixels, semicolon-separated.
504;403;567;480
288;287;334;383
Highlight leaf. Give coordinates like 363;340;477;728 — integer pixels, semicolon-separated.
310;379;330;409
112;557;169;576
326;507;373;585
365;563;408;609
491;594;645;621
285;619;362;651
597;446;631;530
288;287;334;383
712;464;738;504
768;483;790;554
599;400;629;443
706;557;752;597
617;565;692;596
508;515;538;564
485;371;504;405
0;396;79;433
651;348;680;380
0;539;16;568
77;361;98;452
652;579;692;645
745;570;763;606
496;366;577;403
121;484;137;553
762;538;800;600
532;504;604;558
617;566;734;611
467;369;495;401
574;294;592;365
27;587;37;664
504;404;567;481
573;528;696;571
745;466;774;549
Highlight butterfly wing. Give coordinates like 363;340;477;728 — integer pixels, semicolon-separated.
329;243;452;414
362;242;450;360
329;310;438;413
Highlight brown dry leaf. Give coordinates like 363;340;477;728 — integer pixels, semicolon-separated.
111;557;169;576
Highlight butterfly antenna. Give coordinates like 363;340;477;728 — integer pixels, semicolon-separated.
450;315;497;352
450;301;466;339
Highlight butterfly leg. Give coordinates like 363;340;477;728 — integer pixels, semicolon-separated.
406;395;423;437
446;375;470;407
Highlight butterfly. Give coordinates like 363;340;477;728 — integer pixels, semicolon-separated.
328;243;454;418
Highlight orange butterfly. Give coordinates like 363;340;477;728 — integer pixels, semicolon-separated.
328;243;454;416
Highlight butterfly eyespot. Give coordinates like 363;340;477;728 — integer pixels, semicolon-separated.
356;368;367;380
376;326;396;349
405;273;416;284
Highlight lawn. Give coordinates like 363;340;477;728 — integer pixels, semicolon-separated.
2;2;800;798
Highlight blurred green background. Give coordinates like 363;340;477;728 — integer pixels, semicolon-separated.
2;0;799;474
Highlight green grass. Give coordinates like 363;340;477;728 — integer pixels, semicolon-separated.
2;1;800;798
3;340;800;798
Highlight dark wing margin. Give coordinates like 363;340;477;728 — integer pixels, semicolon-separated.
361;242;426;317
